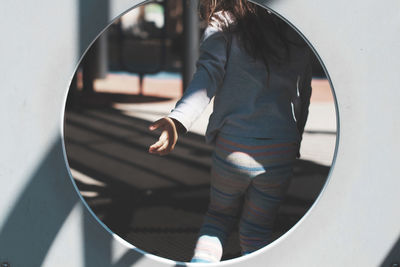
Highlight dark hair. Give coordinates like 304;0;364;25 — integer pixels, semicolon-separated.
199;0;296;70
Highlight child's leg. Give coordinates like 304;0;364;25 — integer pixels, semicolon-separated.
239;160;295;254
192;137;251;263
192;168;249;262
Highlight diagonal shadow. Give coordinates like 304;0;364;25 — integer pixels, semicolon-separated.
68;107;211;154
0;139;78;266
66;140;188;186
380;234;400;267
65;111;212;171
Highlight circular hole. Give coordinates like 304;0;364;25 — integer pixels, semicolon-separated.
64;0;338;263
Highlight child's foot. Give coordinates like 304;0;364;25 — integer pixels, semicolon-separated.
191;235;223;263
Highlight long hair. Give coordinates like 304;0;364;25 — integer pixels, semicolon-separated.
199;0;295;69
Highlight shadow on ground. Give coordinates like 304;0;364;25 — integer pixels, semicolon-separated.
64;100;330;262
68;91;173;108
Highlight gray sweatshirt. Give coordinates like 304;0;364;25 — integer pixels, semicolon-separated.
169;12;312;144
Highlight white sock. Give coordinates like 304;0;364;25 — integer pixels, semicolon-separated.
191;235;223;263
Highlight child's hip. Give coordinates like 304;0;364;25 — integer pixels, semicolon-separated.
212;132;298;179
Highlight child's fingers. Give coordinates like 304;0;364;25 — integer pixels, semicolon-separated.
156;140;169;153
154;134;170;155
149;139;164;152
159;130;168;142
149;130;169;152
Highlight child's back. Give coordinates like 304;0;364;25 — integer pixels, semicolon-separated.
168;11;312;144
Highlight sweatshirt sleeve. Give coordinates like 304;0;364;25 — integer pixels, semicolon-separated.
168;25;229;132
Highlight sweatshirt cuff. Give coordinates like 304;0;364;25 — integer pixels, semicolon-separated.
168;110;191;133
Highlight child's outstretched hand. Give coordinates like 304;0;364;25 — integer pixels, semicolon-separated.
148;117;179;156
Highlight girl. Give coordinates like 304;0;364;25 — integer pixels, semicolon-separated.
149;0;312;263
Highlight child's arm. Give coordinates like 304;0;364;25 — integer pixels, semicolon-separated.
167;26;229;132
149;24;229;155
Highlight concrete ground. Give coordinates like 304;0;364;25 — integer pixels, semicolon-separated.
64;72;337;262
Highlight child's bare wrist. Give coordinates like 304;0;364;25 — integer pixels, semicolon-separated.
170;118;186;134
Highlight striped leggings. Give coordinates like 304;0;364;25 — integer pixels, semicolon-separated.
192;133;298;263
